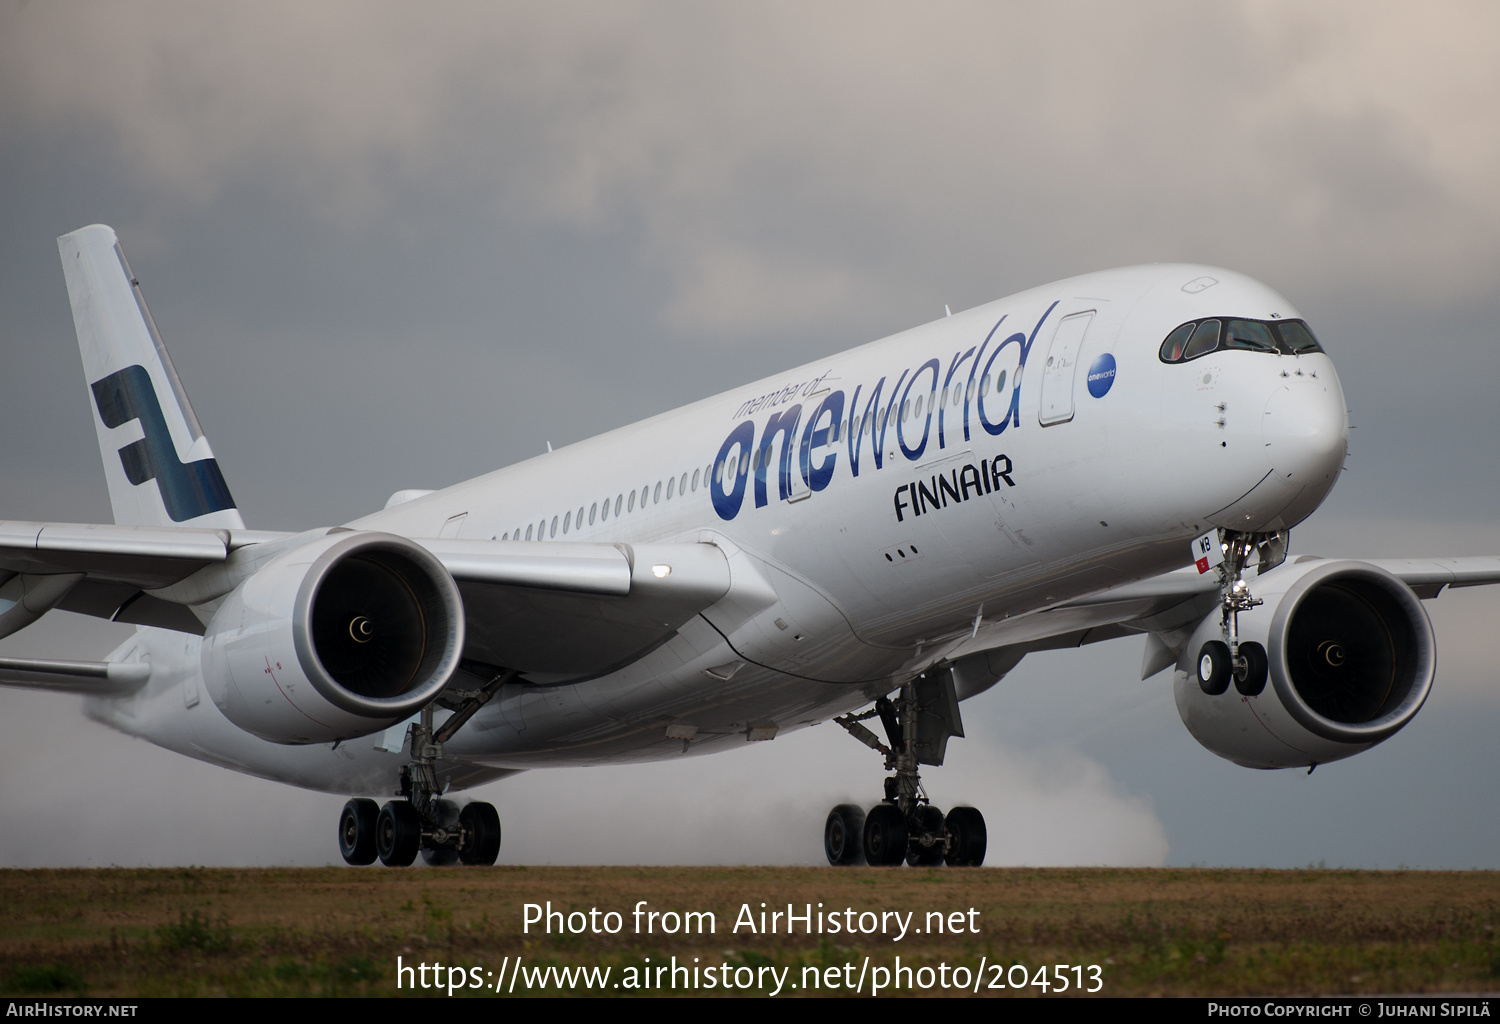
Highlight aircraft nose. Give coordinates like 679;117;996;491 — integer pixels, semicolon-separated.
1262;379;1347;503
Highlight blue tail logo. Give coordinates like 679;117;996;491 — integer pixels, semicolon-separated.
91;364;236;522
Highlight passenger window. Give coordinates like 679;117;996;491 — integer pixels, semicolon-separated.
590;502;597;525
995;369;1007;394
1276;320;1323;354
680;472;688;494
654;481;662;504
1223;319;1278;352
915;395;923;417
692;468;700;491
1182;319;1221;360
563;511;571;534
981;374;991;394
615;494;623;516
628;490;636;512
667;476;675;499
1159;323;1194;362
501;532;508;541
550;516;558;538
525;524;533;541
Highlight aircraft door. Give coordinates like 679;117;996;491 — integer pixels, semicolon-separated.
1038;310;1095;426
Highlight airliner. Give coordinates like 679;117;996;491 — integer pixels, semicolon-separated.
3;224;1492;868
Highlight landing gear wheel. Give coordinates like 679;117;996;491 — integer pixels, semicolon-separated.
337;798;378;865
421;800;461;866
458;802;502;865
907;805;946;867
944;806;987;867
376;801;421;867
1234;641;1268;696
824;804;867;866
1197;640;1233;695
863;803;908;866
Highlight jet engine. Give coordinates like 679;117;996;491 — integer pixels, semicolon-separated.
202;531;465;745
1173;559;1434;769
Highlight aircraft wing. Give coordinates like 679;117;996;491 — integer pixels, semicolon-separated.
1057;555;1500;611
422;538;731;683
943;555;1500;694
0;521;731;684
0;656;150;694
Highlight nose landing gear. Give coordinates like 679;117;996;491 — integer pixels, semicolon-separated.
826;672;987;867
1195;529;1285;698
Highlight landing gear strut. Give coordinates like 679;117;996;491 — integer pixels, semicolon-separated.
338;690;506;867
1196;528;1284;698
826;673;986;867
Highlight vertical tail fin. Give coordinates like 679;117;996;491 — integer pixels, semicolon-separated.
57;225;243;528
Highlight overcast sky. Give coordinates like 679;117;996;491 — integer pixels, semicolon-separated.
1;1;1497;868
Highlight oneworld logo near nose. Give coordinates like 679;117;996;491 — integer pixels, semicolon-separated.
1086;353;1117;398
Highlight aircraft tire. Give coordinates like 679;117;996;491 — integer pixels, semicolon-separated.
459;802;502;866
376;801;421;867
1197;640;1233;695
824;804;867;866
1234;641;1269;696
863;803;909;866
944;807;987;867
906;805;947;867
337;798;379;866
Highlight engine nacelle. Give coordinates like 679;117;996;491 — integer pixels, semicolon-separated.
202;531;465;744
1174;558;1435;769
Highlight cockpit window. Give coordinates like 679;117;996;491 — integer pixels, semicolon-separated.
1223;319;1278;352
1159;317;1323;362
1181;319;1221;360
1275;320;1322;354
1158;323;1193;362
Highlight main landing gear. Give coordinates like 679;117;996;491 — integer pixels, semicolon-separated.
826;673;987;867
338;684;508;867
1195;529;1287;698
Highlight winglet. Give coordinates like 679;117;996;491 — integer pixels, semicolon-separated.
58;226;243;528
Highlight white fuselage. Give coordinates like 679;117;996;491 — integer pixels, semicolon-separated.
87;263;1350;795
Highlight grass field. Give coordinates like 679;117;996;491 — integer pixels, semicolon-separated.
2;866;1498;997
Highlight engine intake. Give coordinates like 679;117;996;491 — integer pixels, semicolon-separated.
1270;562;1432;744
203;531;465;744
